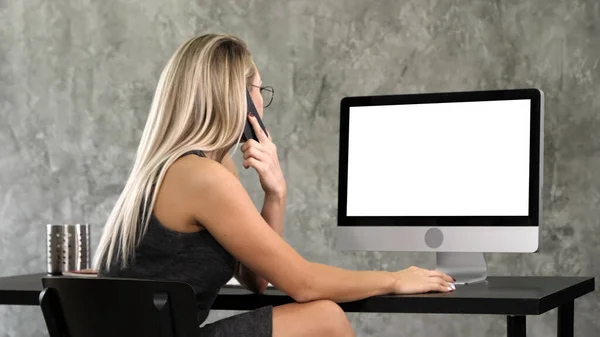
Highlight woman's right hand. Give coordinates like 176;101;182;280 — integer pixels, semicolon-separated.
392;266;456;294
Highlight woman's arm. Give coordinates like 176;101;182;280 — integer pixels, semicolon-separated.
179;158;454;303
260;192;285;236
235;192;286;293
223;152;286;237
234;115;289;292
223;154;282;293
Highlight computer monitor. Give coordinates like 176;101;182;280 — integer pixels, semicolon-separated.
336;88;544;284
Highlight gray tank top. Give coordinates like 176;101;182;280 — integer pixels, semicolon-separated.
100;150;236;324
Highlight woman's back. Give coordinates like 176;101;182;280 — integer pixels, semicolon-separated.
101;214;235;322
100;151;236;324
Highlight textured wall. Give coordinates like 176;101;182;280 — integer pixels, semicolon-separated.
1;0;599;336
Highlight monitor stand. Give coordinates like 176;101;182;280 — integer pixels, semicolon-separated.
435;252;487;285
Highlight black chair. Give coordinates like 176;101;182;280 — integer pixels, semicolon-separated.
39;277;200;337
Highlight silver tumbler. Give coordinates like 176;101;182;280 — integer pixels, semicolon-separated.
46;224;91;275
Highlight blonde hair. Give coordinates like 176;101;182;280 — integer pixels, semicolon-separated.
93;34;257;271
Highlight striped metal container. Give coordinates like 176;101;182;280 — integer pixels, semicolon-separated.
46;224;90;275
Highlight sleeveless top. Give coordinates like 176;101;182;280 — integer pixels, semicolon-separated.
99;150;236;324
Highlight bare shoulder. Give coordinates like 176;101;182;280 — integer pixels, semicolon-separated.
168;154;239;192
153;153;239;232
171;154;259;231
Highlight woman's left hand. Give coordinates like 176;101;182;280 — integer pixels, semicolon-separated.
241;114;286;198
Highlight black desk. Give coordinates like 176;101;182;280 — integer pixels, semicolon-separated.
0;273;594;337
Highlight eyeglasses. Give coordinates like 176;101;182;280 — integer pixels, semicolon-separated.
249;84;275;108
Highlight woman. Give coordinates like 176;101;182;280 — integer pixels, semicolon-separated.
94;34;455;337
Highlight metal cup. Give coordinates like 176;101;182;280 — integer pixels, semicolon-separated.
46;224;90;275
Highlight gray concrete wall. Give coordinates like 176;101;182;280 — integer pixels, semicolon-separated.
1;0;599;336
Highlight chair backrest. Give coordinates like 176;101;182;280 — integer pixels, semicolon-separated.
39;277;200;337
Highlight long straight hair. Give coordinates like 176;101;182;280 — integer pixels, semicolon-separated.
93;34;257;271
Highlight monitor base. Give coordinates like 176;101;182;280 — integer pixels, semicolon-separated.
435;252;487;285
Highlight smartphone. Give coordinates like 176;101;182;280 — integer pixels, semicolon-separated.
242;88;268;142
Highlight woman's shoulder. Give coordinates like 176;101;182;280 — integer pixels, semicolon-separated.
161;151;240;202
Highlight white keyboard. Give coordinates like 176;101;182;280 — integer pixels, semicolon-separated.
225;277;275;288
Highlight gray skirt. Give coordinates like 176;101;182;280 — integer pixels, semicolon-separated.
199;306;273;337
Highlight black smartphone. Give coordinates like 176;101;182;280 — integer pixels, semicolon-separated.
242;88;268;142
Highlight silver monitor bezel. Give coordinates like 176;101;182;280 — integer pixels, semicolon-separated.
336;89;544;253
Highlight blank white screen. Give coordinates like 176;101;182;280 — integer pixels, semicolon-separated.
346;99;531;216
